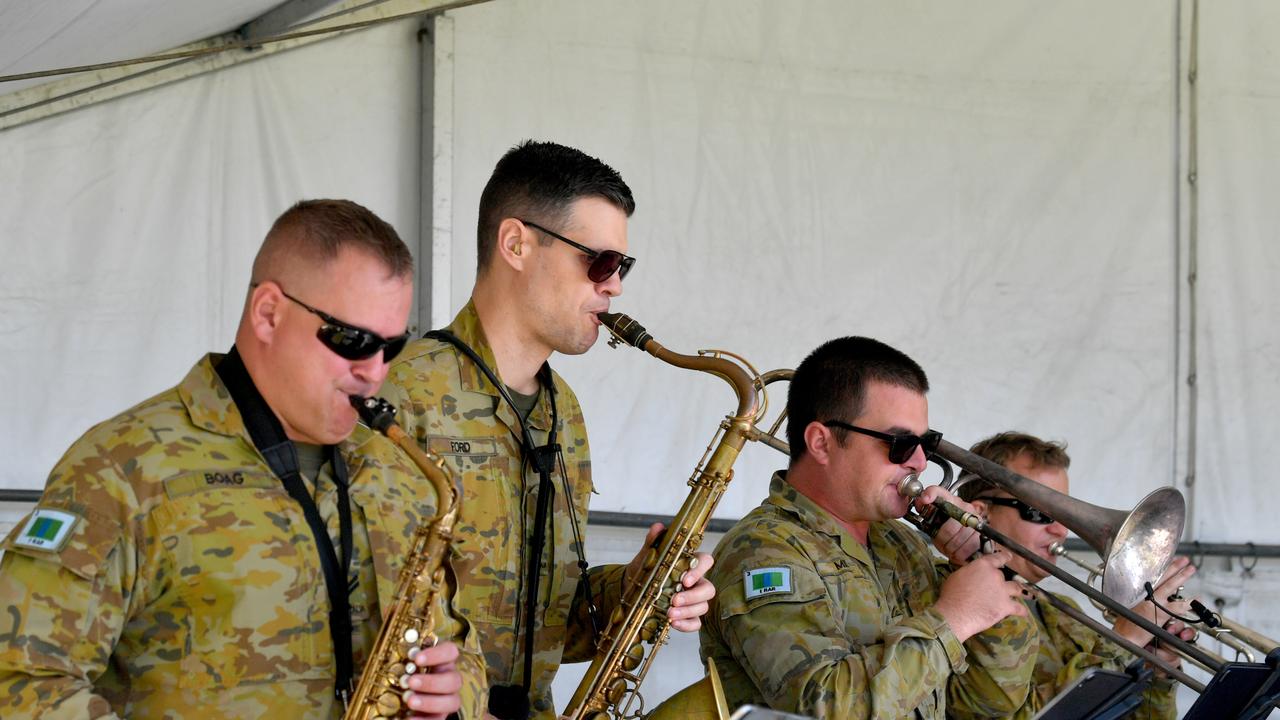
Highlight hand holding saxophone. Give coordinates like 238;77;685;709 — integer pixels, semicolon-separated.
625;523;718;632
401;643;464;719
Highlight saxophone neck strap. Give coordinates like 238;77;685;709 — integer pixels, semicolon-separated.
215;347;354;703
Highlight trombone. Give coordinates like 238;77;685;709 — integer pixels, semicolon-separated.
1050;543;1280;669
747;369;1225;692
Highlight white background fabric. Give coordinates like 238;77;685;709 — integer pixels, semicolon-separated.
3;1;1280;715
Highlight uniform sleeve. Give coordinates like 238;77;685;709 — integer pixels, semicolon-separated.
933;558;1037;718
562;562;627;663
710;545;969;719
946;614;1038;718
1132;674;1178;720
0;464;135;720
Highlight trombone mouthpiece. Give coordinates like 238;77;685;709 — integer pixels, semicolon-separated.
349;395;397;432
1048;542;1066;557
897;474;923;499
598;311;652;350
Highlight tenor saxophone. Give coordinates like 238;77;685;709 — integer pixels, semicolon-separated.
346;396;460;720
560;313;765;720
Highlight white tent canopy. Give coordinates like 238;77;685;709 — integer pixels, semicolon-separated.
4;1;1279;714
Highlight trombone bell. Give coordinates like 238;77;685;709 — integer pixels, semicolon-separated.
1103;487;1185;609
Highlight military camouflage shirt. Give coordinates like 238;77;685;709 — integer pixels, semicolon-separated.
1010;591;1177;720
700;472;1038;719
380;301;626;718
0;354;487;720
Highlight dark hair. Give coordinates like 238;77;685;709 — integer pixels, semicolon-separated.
476;140;635;273
958;431;1071;502
786;336;929;461
252;199;412;281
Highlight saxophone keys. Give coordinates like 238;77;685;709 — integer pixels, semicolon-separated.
400;673;413;688
639;616;663;641
605;677;631;704
407;645;422;659
376;690;402;716
621;642;645;671
403;628;420;644
404;661;418;675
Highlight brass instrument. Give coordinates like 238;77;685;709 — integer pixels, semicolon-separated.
346;396;459;720
559;312;767;720
742;370;1222;691
1050;543;1280;669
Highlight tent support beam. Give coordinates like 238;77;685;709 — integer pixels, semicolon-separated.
0;0;490;132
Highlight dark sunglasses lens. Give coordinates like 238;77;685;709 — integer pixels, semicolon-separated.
587;251;625;283
887;438;917;464
318;326;379;360
383;334;410;362
1023;505;1055;524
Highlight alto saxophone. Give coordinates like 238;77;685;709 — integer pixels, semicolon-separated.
346;396;460;720
560;313;767;720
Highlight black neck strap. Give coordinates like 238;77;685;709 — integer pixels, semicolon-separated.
426;329;598;720
215;347;355;705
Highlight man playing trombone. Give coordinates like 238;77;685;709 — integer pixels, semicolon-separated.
959;431;1198;720
699;337;1038;719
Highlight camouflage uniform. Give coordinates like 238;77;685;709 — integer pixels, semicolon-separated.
700;472;1038;720
1010;591;1177;720
380;301;627;718
0;354;487;720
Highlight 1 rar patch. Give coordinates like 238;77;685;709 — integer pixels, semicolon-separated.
744;566;792;600
14;509;80;552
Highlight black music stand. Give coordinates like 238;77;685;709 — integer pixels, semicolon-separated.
1184;649;1280;720
1031;662;1151;720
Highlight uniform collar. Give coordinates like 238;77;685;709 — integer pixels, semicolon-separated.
766;471;875;568
445;299;556;434
179;353;369;477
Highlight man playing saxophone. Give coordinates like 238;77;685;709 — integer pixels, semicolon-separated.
959;431;1198;720
0;200;481;719
699;337;1038;719
379;141;717;720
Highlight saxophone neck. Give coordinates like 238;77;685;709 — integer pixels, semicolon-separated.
599;312;760;420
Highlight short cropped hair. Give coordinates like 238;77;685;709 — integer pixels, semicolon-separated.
476;140;635;273
958;431;1071;502
251;199;412;282
787;336;929;462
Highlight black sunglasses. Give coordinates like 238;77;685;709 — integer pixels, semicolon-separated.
821;420;943;464
975;496;1056;525
277;288;410;362
518;219;635;283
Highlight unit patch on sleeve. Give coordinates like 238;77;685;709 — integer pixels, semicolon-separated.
743;566;792;600
14;508;80;552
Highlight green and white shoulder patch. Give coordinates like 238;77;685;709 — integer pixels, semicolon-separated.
744;566;792;600
14;508;80;552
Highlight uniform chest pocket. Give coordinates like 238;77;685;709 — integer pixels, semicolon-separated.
814;560;888;645
427;435;516;625
153;473;331;689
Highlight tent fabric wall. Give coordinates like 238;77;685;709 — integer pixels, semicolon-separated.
0;20;422;494
4;1;1280;715
447;0;1185;526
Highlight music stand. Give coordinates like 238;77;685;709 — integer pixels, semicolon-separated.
1031;663;1151;720
1183;649;1280;720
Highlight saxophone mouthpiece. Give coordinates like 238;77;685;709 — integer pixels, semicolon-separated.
597;311;652;350
349;395;398;432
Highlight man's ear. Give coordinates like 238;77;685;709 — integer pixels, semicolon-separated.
494;218;530;272
970;498;991;520
247;281;285;344
803;421;836;465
